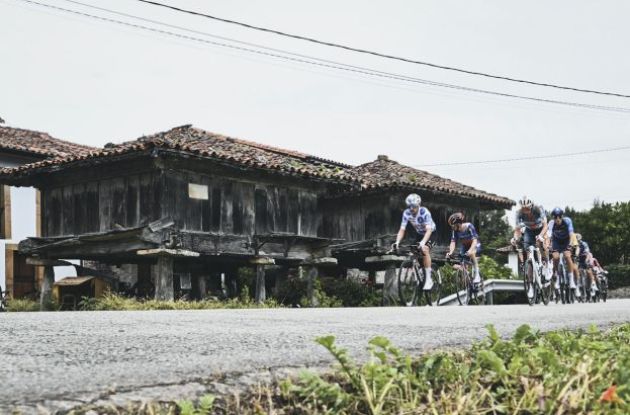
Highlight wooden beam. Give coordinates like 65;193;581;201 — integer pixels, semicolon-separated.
5;244;14;298
2;185;11;240
26;258;73;267
137;248;200;257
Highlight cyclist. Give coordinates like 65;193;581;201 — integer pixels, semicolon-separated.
576;233;598;297
547;207;581;298
511;196;549;298
446;212;482;285
392;193;436;290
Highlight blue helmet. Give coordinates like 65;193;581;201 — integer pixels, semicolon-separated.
551;207;564;218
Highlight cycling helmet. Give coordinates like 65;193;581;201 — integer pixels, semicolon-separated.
405;193;422;208
551;207;564;218
575;233;582;241
519;196;533;208
448;212;465;226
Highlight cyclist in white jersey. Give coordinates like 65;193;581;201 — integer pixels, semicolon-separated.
392;193;436;290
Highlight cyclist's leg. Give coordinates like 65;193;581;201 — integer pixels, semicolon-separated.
420;234;434;290
465;244;482;283
563;245;580;296
586;264;597;293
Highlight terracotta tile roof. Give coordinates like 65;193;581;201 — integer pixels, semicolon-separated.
351;155;514;207
0;125;354;182
0;126;95;158
0;126;513;207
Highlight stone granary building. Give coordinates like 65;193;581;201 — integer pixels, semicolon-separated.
0;125;513;304
0;125;95;300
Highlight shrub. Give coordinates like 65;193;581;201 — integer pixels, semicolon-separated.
606;264;630;289
6;298;39;312
320;277;381;307
478;255;514;280
78;292;281;311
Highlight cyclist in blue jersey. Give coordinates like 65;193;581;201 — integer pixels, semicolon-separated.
392;193;436;290
547;207;581;298
576;233;598;297
446;212;482;285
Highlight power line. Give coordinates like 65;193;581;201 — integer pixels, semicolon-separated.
134;0;630;99
415;145;630;167
15;0;630;114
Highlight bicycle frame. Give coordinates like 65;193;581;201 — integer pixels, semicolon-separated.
447;255;483;306
396;245;442;306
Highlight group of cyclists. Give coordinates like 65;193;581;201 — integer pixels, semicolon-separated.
512;196;606;301
390;192;607;302
391;193;483;292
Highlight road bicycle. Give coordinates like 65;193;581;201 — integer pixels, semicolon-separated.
395;244;442;306
594;268;608;302
445;254;485;306
524;244;549;306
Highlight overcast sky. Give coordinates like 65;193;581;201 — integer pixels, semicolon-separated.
1;0;629;211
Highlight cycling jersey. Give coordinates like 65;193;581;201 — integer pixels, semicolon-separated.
400;207;436;235
451;223;481;250
515;205;546;230
578;240;590;258
547;217;574;240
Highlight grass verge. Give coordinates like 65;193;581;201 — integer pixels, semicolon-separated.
64;323;629;414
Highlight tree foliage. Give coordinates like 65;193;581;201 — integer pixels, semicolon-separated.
478;210;512;262
566;200;630;265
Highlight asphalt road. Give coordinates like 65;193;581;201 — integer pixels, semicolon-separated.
2;300;630;413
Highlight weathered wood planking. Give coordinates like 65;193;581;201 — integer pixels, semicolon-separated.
322;191;483;246
43;172;163;237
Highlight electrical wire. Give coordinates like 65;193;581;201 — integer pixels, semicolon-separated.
415;145;630;167
134;0;630;99
12;0;630;114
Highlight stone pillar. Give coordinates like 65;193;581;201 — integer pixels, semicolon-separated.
382;264;398;306
365;255;406;306
301;257;338;308
39;266;55;311
255;265;266;303
154;256;174;301
306;266;319;307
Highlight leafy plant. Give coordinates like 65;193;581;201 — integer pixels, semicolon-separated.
5;298;39;312
177;394;215;415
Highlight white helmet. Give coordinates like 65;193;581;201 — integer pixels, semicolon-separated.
405;193;422;208
519;196;533;208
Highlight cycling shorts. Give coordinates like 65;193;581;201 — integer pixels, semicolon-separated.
459;242;481;257
552;237;571;253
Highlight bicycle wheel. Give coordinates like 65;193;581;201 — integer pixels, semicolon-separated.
469;275;485;305
423;268;442;306
455;267;469;305
525;261;536;306
540;269;551;306
398;260;419;306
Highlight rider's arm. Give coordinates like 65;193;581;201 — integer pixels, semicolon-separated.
419;226;432;246
448;240;456;256
538;220;548;240
394;212;409;246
